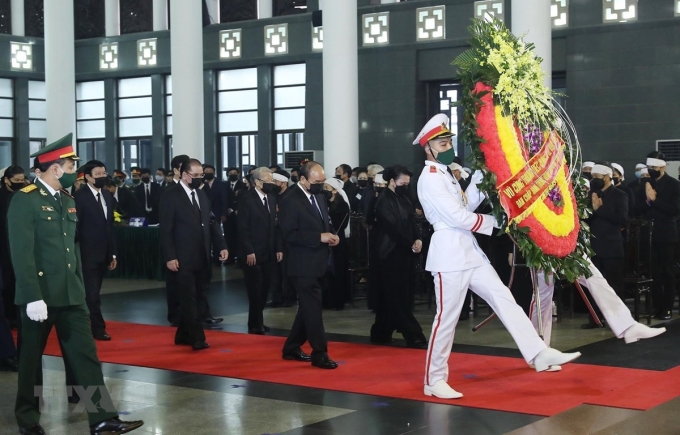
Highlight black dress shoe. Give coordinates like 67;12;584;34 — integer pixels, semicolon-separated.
654;311;672;320
281;302;295;307
170;321;179;327
282;349;312;362
248;328;265;335
202;317;223;325
203;324;223;331
263;325;271;332
405;340;429;350
192;341;210;351
93;332;111;341
19;424;46;435
0;356;18;372
311;356;338;369
266;301;282;308
90;417;144;435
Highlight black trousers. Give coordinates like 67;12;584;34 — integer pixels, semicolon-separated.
244;261;279;330
271;255;296;305
652;242;677;314
371;252;425;342
174;268;207;344
0;282;16;359
0;256;16;323
165;270;179;324
282;276;328;357
82;261;108;334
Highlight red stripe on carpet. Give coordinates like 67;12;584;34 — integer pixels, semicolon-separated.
40;321;678;417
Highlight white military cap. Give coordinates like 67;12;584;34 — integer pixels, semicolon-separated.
413;113;454;147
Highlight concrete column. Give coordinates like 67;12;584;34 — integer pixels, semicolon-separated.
11;0;24;36
258;0;273;19
44;0;76;142
154;0;168;31
512;0;552;89
105;0;120;36
205;0;219;24
321;0;359;169
169;0;204;160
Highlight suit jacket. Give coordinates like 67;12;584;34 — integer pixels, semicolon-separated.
115;186;144;220
7;180;85;306
135;181;161;223
590;185;628;258
159;183;227;272
375;189;417;260
279;184;332;277
226;180;246;211
74;186;117;266
237;190;282;262
632;174;680;243
343;180;357;203
203;179;229;220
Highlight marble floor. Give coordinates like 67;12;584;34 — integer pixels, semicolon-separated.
1;264;678;435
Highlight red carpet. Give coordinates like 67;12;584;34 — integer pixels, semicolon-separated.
41;321;679;417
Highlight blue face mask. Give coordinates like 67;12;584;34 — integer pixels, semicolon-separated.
635;171;642;179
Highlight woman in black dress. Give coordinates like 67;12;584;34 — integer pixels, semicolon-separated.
0;165;26;326
323;178;351;310
370;165;427;348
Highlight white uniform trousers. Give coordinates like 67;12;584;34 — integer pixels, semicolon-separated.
530;271;555;346
529;259;637;346
424;263;547;386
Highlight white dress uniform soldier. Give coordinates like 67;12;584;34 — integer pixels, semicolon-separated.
415;114;581;399
527;165;666;352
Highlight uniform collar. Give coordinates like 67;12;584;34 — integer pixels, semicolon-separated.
37;178;58;197
425;160;447;170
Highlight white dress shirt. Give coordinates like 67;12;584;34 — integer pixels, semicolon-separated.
87;183;107;219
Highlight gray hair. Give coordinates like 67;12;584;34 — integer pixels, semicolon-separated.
252;166;272;181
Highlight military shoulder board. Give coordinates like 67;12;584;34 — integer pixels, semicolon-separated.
20;184;37;194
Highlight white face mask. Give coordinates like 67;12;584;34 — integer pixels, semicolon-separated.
155;175;164;182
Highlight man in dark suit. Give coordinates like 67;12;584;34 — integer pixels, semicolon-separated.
335;164;357;201
104;178;143;220
202;164;229;228
134;168;161;224
239;168;283;334
155;167;168;188
160;159;229;350
632;152;680;320
280;161;339;369
74;160;118;341
582;163;629;328
225;167;246;263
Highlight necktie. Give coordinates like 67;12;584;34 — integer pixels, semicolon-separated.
191;191;200;215
263;196;270;213
97;192;105;218
310;195;323;222
145;184;150;209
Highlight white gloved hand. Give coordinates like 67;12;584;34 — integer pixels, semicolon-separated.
492;216;502;229
470;170;484;185
26;300;48;322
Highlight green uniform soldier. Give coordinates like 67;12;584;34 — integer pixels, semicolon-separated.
8;134;143;435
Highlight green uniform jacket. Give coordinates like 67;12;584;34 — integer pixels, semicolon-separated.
7;178;86;306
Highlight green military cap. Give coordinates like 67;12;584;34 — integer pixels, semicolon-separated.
30;133;80;164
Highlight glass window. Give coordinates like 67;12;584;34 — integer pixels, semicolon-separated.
218;68;258;91
0;140;11;168
120;138;152;172
165;96;172;115
0;79;13;98
29;80;46;140
76;101;105;120
274;108;305;130
0;98;14;118
274;86;305;109
77;120;106;139
218;89;258;112
219;111;258;133
120;117;153;137
276;132;304;165
76;81;105;100
29;100;46;120
0;118;11;136
119;97;153;118
274;64;306;86
29;120;46;138
118;77;152;98
166;115;173;135
28;80;45;99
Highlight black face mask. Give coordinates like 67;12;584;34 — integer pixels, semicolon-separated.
589;178;605;192
228;174;239;182
291;176;299;183
141;176;150;183
204;173;215;181
322;190;333;201
93;177;107;189
334;175;342;180
368;178;374;187
375;187;385;195
261;183;281;195
582;172;592;180
188;178;203;190
395;185;409;197
357;180;368;188
648;169;661;179
612;177;621;185
307;183;324;195
10;182;25;191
